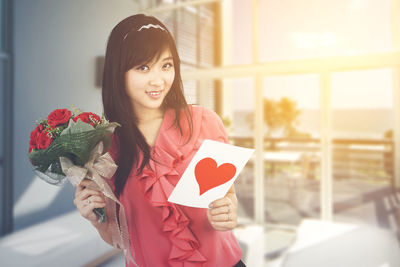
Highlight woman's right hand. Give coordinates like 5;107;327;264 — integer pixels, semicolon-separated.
74;178;107;224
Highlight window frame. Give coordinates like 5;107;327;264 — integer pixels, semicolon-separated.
0;0;14;236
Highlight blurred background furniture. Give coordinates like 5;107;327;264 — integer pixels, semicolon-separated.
281;219;400;267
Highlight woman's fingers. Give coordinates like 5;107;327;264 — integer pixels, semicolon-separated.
211;213;231;222
210;220;237;231
76;188;104;201
83;195;106;205
76;179;98;194
80;201;106;221
209;197;231;209
74;190;106;209
209;206;232;222
207;208;237;230
79;178;93;188
75;179;97;195
75;195;106;221
73;179;107;223
207;195;239;231
209;205;231;216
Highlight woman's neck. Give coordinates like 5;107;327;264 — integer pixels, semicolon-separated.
135;107;164;126
134;107;165;147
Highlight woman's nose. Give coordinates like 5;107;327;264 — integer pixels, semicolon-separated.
149;71;164;87
150;79;164;87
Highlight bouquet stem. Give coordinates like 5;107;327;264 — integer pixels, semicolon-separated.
94;207;106;223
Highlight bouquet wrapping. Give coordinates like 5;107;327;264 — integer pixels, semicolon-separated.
28;108;136;265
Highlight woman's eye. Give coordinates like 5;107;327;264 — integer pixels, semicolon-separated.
163;63;173;69
137;65;149;71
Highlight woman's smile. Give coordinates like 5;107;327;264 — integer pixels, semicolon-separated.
146;89;164;98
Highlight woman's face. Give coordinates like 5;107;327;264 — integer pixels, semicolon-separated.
125;48;175;115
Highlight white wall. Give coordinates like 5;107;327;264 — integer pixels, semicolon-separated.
13;0;140;231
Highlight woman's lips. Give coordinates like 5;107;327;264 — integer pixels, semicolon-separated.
146;89;164;98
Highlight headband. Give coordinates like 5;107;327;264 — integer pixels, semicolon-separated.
123;23;167;41
137;23;166;32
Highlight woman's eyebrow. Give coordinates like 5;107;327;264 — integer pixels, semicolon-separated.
162;56;173;61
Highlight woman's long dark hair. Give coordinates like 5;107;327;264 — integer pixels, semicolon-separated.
102;14;192;198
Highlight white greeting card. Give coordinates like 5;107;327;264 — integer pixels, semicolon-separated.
168;139;254;208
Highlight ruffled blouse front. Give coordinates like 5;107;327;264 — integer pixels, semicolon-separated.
112;106;242;267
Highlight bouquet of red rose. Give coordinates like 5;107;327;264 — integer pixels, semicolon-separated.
28;108;136;264
28;108;120;223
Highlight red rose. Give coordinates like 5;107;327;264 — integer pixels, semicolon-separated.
36;130;53;150
73;112;101;126
29;124;44;153
47;109;72;128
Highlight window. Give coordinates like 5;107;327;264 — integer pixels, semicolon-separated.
176;0;400;228
156;2;218;110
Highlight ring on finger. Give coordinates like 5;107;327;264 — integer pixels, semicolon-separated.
84;199;91;206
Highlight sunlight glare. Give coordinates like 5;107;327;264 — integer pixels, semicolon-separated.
350;0;362;9
292;32;338;50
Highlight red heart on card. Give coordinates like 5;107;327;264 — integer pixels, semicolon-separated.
194;157;236;196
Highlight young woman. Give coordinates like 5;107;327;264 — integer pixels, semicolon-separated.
74;14;246;267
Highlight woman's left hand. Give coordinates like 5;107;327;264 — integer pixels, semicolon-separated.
207;184;238;231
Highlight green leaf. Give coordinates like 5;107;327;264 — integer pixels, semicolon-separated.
95;122;120;133
60;119;95;136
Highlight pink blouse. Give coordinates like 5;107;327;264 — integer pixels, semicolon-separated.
109;105;242;267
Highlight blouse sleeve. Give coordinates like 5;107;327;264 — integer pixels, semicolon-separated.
200;108;230;144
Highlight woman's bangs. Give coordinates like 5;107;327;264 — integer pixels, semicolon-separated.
125;30;171;70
